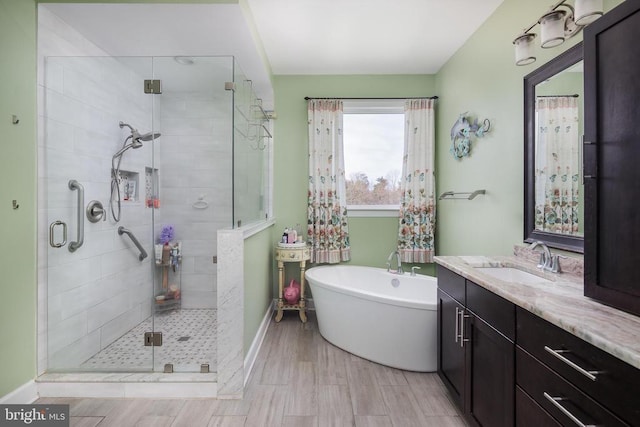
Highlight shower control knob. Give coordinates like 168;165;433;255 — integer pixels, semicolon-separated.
86;200;106;223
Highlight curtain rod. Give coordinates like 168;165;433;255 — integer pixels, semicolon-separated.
536;94;579;98
304;96;439;100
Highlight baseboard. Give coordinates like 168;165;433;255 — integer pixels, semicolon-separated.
0;381;38;404
244;303;273;387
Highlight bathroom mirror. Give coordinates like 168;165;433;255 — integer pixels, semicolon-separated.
524;42;584;253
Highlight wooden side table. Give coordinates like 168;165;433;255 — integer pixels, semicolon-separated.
275;245;311;323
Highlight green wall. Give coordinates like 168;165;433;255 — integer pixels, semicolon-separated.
434;0;622;257
243;227;273;354
0;0;37;397
271;75;437;289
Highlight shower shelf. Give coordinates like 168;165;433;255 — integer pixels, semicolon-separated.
155;244;182;313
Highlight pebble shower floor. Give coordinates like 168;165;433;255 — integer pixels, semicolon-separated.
81;309;217;372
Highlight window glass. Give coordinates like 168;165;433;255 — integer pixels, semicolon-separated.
343;113;404;206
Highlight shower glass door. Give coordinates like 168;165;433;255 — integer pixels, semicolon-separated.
44;55;231;374
149;56;232;373
44;56;156;372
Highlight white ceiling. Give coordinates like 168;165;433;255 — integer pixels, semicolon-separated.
42;1;505;109
246;0;504;75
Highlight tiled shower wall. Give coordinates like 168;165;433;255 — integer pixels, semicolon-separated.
38;7;155;371
157;88;232;309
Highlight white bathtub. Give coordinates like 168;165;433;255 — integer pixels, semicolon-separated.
305;265;437;372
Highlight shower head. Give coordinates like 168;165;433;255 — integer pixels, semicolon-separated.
136;131;161;142
119;121;160;143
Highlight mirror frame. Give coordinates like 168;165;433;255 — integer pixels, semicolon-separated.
524;42;584;253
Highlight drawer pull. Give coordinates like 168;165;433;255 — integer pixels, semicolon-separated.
544;346;600;381
543;392;597;427
455;307;460;343
459;308;470;348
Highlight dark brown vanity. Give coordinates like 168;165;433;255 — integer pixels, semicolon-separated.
436;260;640;427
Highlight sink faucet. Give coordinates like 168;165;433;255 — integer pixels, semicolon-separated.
529;241;554;272
386;250;403;274
530;241;551;270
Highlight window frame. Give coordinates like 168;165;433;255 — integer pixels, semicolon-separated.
342;99;405;217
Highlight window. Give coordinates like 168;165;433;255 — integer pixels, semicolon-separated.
343;100;404;215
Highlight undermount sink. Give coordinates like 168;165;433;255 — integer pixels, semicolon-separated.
474;267;552;284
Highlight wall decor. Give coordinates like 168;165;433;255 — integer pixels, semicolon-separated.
450;112;491;159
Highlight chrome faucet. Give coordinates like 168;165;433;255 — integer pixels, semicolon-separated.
386;250;403;274
530;240;568;273
530;241;552;271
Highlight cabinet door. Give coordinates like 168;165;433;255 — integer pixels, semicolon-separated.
437;288;466;410
584;0;640;316
467;315;515;427
516;386;562;427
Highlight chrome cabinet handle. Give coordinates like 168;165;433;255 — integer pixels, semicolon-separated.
544;346;600;381
68;180;85;252
459;309;470;348
582;139;597;183
455;307;460;343
543;392;597;427
49;220;67;248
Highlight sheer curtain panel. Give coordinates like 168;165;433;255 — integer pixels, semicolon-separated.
397;99;436;263
307;99;351;263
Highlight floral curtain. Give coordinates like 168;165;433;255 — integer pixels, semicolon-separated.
307;99;350;263
397;99;436;263
535;96;580;234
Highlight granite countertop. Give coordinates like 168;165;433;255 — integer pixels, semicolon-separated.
434;255;640;370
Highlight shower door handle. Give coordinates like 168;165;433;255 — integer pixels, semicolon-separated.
49;220;67;248
68;180;85;252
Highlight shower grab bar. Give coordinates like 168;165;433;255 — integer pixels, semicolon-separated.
68;180;84;252
118;226;148;261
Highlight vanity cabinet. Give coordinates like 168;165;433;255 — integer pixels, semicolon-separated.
516;307;639;426
437;265;640;426
583;0;640;316
437;265;515;427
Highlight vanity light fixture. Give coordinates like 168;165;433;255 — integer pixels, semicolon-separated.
574;0;604;25
513;0;603;66
514;33;537;66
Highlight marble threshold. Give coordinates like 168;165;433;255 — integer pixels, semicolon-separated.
37;372;217;383
434;254;640;370
36;372;218;399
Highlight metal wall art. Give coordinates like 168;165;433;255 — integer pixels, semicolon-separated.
450;112;491;159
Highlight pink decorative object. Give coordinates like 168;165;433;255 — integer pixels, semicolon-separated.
284;279;301;304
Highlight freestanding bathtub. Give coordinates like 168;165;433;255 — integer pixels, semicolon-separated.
305;265;437;372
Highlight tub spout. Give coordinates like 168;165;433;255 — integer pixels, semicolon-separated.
386;250;403;274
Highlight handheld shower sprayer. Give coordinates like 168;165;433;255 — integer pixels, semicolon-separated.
110;121;161;222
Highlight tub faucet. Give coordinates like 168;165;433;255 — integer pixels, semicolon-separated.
386;250;403;274
530;241;552;271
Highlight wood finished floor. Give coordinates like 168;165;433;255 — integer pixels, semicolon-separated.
37;312;467;426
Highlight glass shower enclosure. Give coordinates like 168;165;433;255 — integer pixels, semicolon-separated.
41;55;269;374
